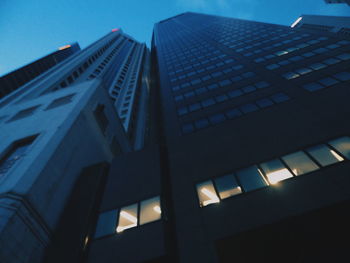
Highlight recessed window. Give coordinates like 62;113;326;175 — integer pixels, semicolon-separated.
328;137;350;159
214;174;242;199
282;151;319;176
303;83;324;92
8;105;40;122
260;159;293;184
333;72;350;82
318;77;338;87
235;165;269;192
140;196;161;225
0;135;37;176
116;204;138;233
94;210;118;239
45;94;75;110
93;104;109;134
196;180;220;207
307;144;344;166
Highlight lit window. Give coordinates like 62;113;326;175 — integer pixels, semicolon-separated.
196;180;220;207
116;204;138;233
140;196;161;225
94;210;118;239
307;144;344;167
310;63;326;70
282;151;319;176
328;137;350;159
283;72;299;80
236;165;269;192
260;159;293;184
214;174;242;199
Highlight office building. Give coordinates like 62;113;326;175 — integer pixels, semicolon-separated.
0;43;80;99
0;29;150;263
291;15;350;37
325;0;350;6
87;12;350;263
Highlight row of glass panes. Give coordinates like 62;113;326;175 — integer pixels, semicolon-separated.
283;55;350;81
302;71;350;92
175;80;269;105
181;92;290;134
177;82;272;117
196;136;350;207
94;196;161;239
169;60;239;87
254;37;347;64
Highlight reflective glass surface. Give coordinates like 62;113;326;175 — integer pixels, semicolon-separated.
214;174;242;199
140;196;161;225
236;165;269;192
282;151;319;176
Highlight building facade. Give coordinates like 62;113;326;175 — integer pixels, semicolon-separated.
0;29;150;263
0;43;80;99
291;15;350;37
87;12;350;263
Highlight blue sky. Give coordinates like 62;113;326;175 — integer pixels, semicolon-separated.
0;0;349;76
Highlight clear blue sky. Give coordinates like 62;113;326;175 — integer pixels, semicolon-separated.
0;0;349;76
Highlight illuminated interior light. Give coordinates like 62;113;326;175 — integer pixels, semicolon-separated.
266;169;293;185
116;225;135;233
330;150;344;161
201;188;220;206
291;17;303;28
58;44;71;50
120;211;137;223
112;28;120;32
257;168;270;185
153;205;161;214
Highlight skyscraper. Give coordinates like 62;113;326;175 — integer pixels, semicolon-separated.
87;12;350;263
324;0;350;6
0;29;150;263
0;43;80;99
291;14;350;37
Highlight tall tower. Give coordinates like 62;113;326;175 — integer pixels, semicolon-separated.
324;0;350;6
0;29;150;263
87;12;350;263
0;43;80;99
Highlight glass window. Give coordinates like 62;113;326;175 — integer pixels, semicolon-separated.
323;58;340;65
282;151;319;176
195;87;207;95
0;136;37;176
196;180;220;207
236;165;269;192
310;63;326;70
225;108;242;119
182;123;195;134
241;103;258;113
201;98;216;108
209;113;226;124
140;196;161;225
189;103;201;112
242;85;256;93
328;137;350;159
255;81;269;89
46;94;75;110
318;77;338;87
208;84;219;90
337;53;350;61
296;68;312;75
8;105;40;122
307;144;344;166
303;83;324;92
215;94;228;102
219;79;232;87
333;72;350;82
271;93;290;103
256;98;274;108
228;89;243;98
117;204;138;233
214;174;242;199
283;72;299;80
194;118;210;129
266;64;279;70
260;159;293;184
94;210;118;238
177;107;188;116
